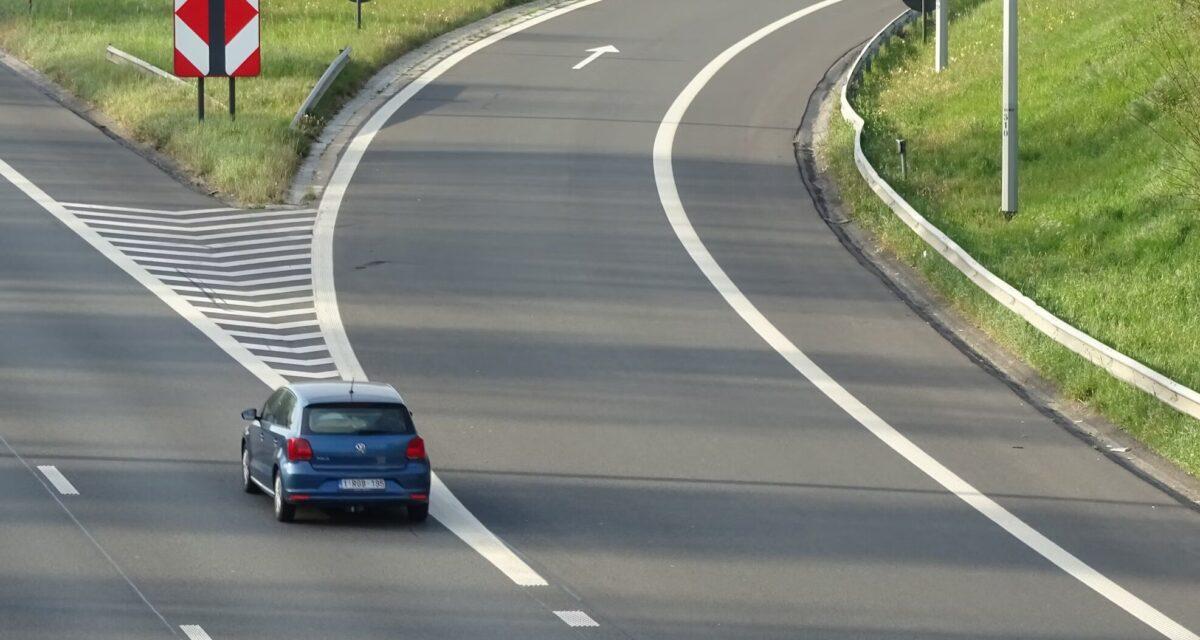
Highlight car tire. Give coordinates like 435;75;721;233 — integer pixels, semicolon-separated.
408;503;429;523
273;472;295;523
242;447;259;494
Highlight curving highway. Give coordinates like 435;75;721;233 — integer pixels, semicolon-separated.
3;1;1200;639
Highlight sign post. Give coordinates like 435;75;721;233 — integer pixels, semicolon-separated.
174;0;261;121
935;0;948;72
902;0;935;45
350;0;371;30
1002;0;1017;217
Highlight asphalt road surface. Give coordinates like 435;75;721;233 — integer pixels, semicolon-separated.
3;1;1200;639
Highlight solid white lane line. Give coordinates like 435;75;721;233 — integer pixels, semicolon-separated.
652;4;1198;640
312;0;605;590
180;625;213;640
554;610;599;628
37;465;79;495
429;474;548;586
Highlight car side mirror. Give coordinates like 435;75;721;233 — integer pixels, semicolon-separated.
241;408;259;421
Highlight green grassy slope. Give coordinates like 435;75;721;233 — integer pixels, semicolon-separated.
823;0;1200;474
0;0;530;203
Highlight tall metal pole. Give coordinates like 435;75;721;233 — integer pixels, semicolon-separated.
935;0;948;72
229;76;236;121
1001;0;1018;217
198;77;205;122
357;0;363;29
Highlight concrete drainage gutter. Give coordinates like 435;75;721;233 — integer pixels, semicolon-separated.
840;10;1200;422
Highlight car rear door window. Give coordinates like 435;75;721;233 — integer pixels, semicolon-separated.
261;389;284;424
303;404;414;435
277;391;297;428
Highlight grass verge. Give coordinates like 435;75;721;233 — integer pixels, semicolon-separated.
0;0;533;204
822;0;1200;475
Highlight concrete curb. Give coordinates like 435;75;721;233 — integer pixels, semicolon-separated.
840;11;1200;424
286;0;592;204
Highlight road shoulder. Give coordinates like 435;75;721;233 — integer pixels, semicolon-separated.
802;47;1200;510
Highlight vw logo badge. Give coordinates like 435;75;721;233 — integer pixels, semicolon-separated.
355;442;367;455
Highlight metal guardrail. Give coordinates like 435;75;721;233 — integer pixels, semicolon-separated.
105;45;186;86
840;11;1200;421
292;47;352;130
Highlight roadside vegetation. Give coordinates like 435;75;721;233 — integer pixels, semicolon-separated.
823;0;1200;474
0;0;531;204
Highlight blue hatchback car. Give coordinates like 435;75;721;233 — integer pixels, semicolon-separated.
240;381;431;523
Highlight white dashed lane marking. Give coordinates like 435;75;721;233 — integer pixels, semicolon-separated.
554;610;599;628
36;465;79;495
180;625;214;640
62;202;340;381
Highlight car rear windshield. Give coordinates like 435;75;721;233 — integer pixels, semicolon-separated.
303;403;414;435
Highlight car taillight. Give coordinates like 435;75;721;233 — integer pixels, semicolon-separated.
287;437;313;462
406;436;426;461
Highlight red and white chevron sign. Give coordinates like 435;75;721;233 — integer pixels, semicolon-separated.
174;0;260;78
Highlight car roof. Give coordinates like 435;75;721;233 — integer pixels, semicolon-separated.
287;381;405;406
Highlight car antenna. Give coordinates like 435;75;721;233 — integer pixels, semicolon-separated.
349;377;355;396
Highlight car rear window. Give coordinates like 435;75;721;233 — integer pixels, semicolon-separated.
303;403;414;435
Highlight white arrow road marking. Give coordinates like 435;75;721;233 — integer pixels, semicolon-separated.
37;465;79;495
572;45;618;70
653;2;1199;639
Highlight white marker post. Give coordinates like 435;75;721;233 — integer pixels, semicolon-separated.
935;0;948;72
1001;0;1018;217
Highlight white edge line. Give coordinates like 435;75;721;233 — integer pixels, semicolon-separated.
651;3;1198;640
311;0;607;589
0;159;287;391
36;465;79;495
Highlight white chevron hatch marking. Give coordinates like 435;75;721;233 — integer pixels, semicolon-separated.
63;202;337;382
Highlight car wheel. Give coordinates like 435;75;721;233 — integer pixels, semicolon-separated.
273;472;295;523
241;447;258;494
408;503;429;523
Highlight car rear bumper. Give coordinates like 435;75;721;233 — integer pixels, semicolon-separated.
279;461;430;506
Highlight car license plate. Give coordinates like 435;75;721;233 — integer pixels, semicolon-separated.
339;478;385;491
